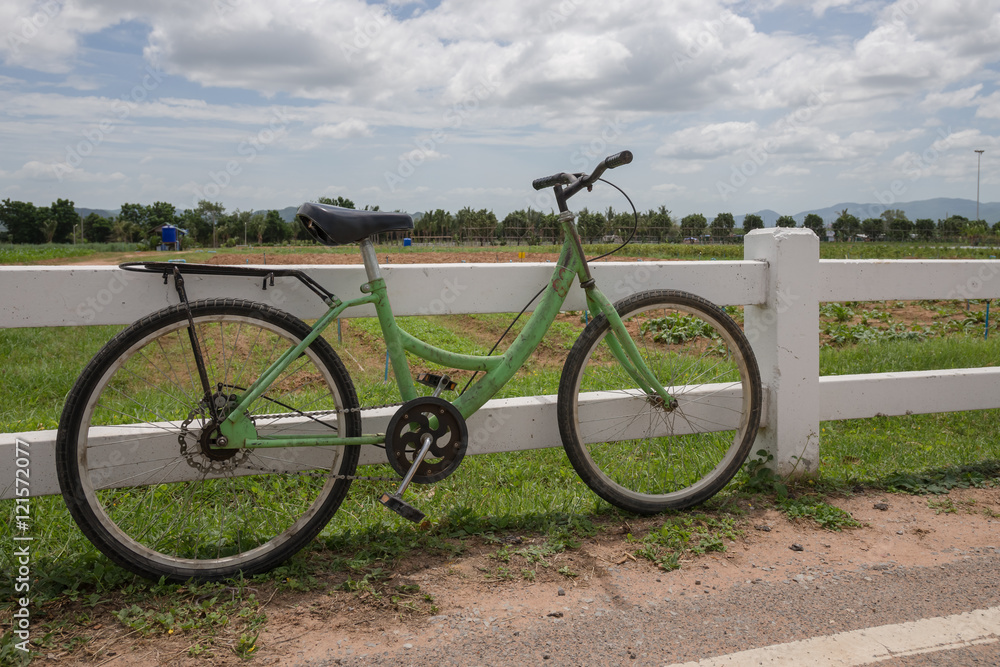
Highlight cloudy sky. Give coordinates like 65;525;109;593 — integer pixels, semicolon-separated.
1;0;998;220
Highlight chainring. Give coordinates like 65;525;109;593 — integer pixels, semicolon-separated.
385;397;468;484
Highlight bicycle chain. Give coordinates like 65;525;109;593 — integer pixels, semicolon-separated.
237;400;407;482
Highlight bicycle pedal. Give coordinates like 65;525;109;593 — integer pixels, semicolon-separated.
415;372;457;392
379;493;425;523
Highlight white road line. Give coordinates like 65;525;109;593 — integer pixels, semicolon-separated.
669;606;1000;666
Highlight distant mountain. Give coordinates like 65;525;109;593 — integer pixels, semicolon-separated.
75;207;118;219
792;198;1000;226
734;198;998;228
735;209;781;228
252;206;299;223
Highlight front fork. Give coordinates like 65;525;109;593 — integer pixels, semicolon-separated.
555;208;674;406
583;287;674;406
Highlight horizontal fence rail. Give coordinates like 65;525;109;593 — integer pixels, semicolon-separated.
4;227;1000;498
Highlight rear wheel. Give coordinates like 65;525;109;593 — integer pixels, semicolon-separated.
558;290;761;513
56;299;360;582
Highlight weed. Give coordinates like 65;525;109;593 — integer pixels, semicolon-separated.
778;497;861;531
927;498;957;514
884;461;1000;494
631;514;740;570
741;450;789;499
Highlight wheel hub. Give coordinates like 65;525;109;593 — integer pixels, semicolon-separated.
179;389;251;474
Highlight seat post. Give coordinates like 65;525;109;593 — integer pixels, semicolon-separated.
359;237;382;282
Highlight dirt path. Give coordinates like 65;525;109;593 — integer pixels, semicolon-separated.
60;486;1000;666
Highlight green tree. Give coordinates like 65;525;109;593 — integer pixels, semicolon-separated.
147;201;178;230
318;196;356;209
680;213;707;239
193;200;226;247
914;218;935;241
937;215;967;239
832;209;860;241
639;206;673;241
577;207;608;242
860;218;883;241
0;199;44;244
263;210;290;243
710;212;735;240
887;217;914;241
246;212;266;245
803;213;824;236
742;213;764;235
775;215;797;228
415;209;455;238
47;198;80;243
83;212;113;243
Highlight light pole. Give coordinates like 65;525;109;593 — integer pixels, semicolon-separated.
975;149;985;222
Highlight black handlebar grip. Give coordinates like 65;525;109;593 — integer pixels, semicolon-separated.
532;173;571;190
604;150;633;169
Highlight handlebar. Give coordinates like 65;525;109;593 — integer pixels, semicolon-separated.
532;150;633;196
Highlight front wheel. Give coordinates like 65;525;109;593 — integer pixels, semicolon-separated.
558;290;761;513
56;299;361;582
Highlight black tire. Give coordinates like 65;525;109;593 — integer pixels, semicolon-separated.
558;290;761;513
56;299;361;582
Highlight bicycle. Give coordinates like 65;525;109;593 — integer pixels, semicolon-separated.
56;151;762;582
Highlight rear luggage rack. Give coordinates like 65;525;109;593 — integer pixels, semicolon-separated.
120;262;338;304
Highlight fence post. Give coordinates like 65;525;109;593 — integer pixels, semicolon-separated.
743;228;820;477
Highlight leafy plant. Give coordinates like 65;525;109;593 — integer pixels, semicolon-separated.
640;312;720;344
777;497;861;531
742;450;789;499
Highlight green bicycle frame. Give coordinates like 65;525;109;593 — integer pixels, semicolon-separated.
217;212;672;450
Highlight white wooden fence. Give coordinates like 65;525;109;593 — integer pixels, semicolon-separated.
3;228;1000;499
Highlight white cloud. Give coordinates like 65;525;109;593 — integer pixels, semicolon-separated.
312;119;372;140
976;91;1000;120
773;165;811;176
921;85;983;111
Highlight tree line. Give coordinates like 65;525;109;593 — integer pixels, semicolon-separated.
2;197;998;247
0;199;300;247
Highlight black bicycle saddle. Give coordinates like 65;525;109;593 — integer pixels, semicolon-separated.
296;203;413;245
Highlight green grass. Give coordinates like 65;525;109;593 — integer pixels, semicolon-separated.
7;239;1000;269
4;256;1000;662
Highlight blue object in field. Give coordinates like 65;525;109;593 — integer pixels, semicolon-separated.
162;225;178;244
403;238;412;247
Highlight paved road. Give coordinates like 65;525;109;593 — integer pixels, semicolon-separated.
297;551;1000;666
